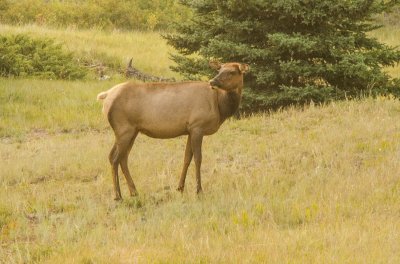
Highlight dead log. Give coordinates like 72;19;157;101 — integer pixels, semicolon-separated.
125;58;176;82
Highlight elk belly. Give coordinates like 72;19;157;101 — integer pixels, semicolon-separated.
136;111;190;139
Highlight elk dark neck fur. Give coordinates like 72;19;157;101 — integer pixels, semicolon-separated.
217;86;242;123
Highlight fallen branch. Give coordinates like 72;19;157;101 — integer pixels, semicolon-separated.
125;58;175;82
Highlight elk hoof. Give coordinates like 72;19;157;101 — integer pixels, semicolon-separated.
114;196;123;201
177;186;184;193
196;188;203;194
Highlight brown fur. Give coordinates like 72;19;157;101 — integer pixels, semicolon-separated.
97;62;249;200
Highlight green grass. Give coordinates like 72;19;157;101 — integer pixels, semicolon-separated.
0;78;114;138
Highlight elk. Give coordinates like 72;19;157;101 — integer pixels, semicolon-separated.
97;62;249;200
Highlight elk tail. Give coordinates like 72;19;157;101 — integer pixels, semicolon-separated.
97;91;108;101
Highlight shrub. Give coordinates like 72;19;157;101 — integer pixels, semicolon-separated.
0;34;86;79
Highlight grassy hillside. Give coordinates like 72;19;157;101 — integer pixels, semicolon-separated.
1;95;400;262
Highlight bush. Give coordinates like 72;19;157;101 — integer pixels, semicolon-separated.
0;34;86;80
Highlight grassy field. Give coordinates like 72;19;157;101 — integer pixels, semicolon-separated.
1;24;400;263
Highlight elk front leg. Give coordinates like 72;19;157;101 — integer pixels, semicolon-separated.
190;131;203;194
177;135;193;192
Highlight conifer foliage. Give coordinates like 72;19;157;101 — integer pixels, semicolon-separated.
0;34;86;80
165;0;400;110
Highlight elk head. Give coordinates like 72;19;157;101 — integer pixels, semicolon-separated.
209;61;249;91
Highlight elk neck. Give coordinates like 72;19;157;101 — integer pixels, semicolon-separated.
216;85;242;123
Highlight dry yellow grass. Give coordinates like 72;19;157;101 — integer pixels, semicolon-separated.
1;96;400;263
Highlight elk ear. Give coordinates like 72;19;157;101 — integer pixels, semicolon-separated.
209;61;222;71
239;63;249;73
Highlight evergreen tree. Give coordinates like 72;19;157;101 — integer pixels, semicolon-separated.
165;0;400;111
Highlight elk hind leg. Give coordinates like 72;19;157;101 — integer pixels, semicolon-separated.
119;131;139;196
109;143;122;200
109;129;137;200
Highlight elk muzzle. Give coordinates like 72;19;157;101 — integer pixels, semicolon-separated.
209;78;221;88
